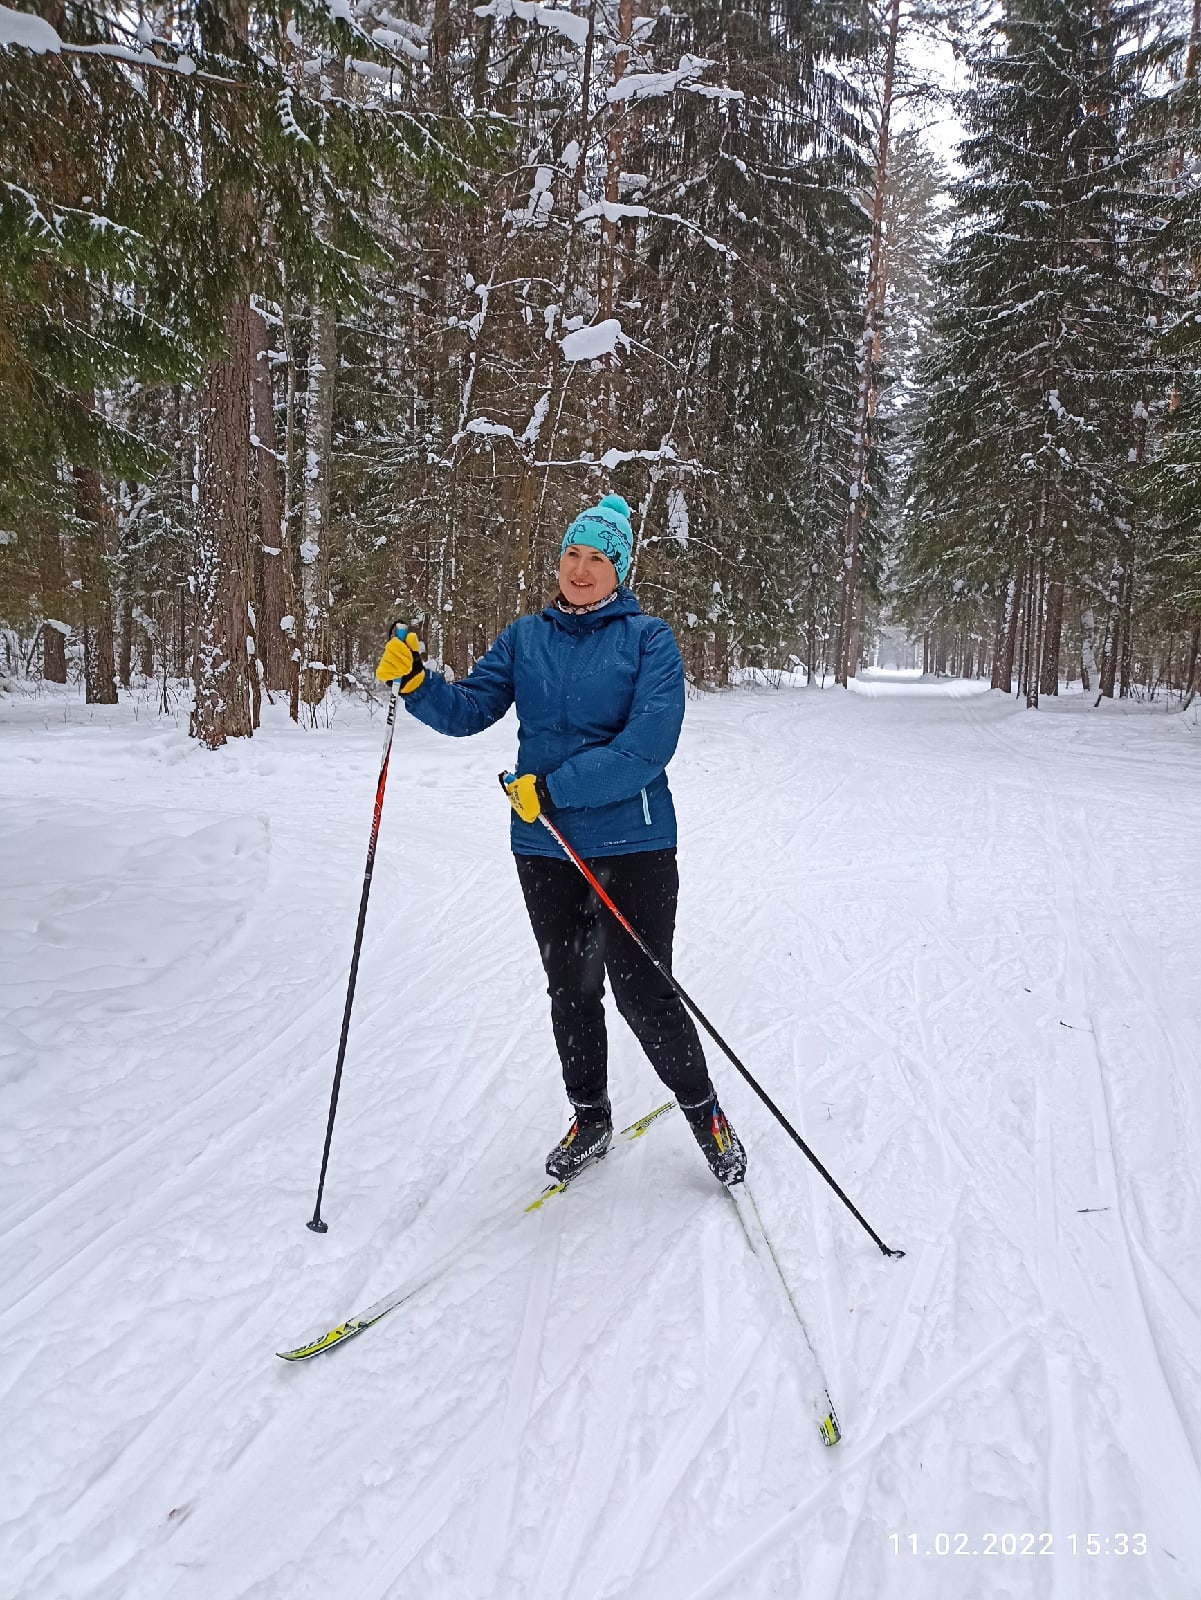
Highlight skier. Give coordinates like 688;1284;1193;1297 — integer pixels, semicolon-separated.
375;493;746;1187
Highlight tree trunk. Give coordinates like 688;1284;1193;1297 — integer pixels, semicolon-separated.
506;6;600;621
118;588;134;688
1080;604;1096;691
1097;560;1123;702
1118;564;1135;699
298;298;337;709
1026;557;1043;709
250;301;297;700
836;0;902;687
73;463;119;705
993;567;1024;691
1039;573;1064;697
38;522;68;683
598;0;635;325
714;624;731;687
279;294;301;722
1180;623;1200;710
191;0;255;746
191;298;256;747
431;0;453;109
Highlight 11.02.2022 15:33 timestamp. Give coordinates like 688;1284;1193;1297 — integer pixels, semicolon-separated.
890;1532;1148;1558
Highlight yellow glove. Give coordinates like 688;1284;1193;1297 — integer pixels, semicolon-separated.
502;771;554;823
376;627;425;694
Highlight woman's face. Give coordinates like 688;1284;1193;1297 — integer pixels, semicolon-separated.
559;544;618;604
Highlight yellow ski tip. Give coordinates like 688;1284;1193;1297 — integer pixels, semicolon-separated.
619;1101;676;1139
525;1182;567;1213
277;1321;357;1361
818;1412;841;1447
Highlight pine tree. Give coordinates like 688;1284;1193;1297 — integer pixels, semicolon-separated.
903;0;1163;705
1142;7;1201;705
0;2;199;698
1;0;485;733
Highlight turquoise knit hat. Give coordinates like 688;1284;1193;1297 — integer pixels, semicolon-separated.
560;494;633;583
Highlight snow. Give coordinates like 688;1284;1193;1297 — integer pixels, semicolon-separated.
473;0;589;48
463;416;516;439
608;53;713;103
521;389;551;446
667;485;690;546
513;165;554;229
0;3;61;52
2;676;1201;1597
576;198;651;225
575;196;738;262
604;54;742;106
561;318;628;362
370;25;428;62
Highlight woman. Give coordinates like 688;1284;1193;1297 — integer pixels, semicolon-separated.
376;494;746;1187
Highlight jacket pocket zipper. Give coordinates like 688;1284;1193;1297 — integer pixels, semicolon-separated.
640;788;651;826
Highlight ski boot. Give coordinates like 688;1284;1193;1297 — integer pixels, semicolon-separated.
545;1094;613;1183
681;1094;747;1186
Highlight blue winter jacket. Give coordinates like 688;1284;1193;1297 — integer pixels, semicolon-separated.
401;588;684;858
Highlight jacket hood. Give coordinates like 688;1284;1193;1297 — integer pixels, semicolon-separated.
543;586;643;632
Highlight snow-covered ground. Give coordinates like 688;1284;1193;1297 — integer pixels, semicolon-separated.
3;674;1200;1600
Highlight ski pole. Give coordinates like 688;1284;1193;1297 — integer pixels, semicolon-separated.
307;667;403;1234
501;776;904;1259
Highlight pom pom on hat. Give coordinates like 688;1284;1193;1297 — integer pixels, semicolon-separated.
561;494;634;582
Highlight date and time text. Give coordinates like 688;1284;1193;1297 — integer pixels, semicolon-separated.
890;1532;1147;1558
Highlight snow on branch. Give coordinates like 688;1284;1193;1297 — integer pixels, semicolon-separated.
606;53;742;105
473;0;589;48
371;7;429;50
442;417;518;456
0;5;228;79
276;87;311;143
508;166;555;231
0;3;59;52
574;199;738;262
67;39;198;73
3;181;145;256
561;319;629;362
370;26;427;63
442;422;702;479
534;443;707;474
522;390;551;445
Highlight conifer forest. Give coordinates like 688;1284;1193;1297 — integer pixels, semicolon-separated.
2;0;1199;740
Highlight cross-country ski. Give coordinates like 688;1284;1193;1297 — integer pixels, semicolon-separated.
278;1101;681;1362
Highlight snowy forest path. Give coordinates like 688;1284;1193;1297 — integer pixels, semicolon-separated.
2;682;1200;1599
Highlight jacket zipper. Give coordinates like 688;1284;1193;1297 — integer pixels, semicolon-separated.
640;788;651;825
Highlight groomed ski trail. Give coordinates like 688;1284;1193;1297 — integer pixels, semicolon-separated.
2;676;1200;1599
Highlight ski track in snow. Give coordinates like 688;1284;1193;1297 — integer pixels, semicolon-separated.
2;677;1200;1599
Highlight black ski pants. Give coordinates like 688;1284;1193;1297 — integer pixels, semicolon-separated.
514;847;712;1110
